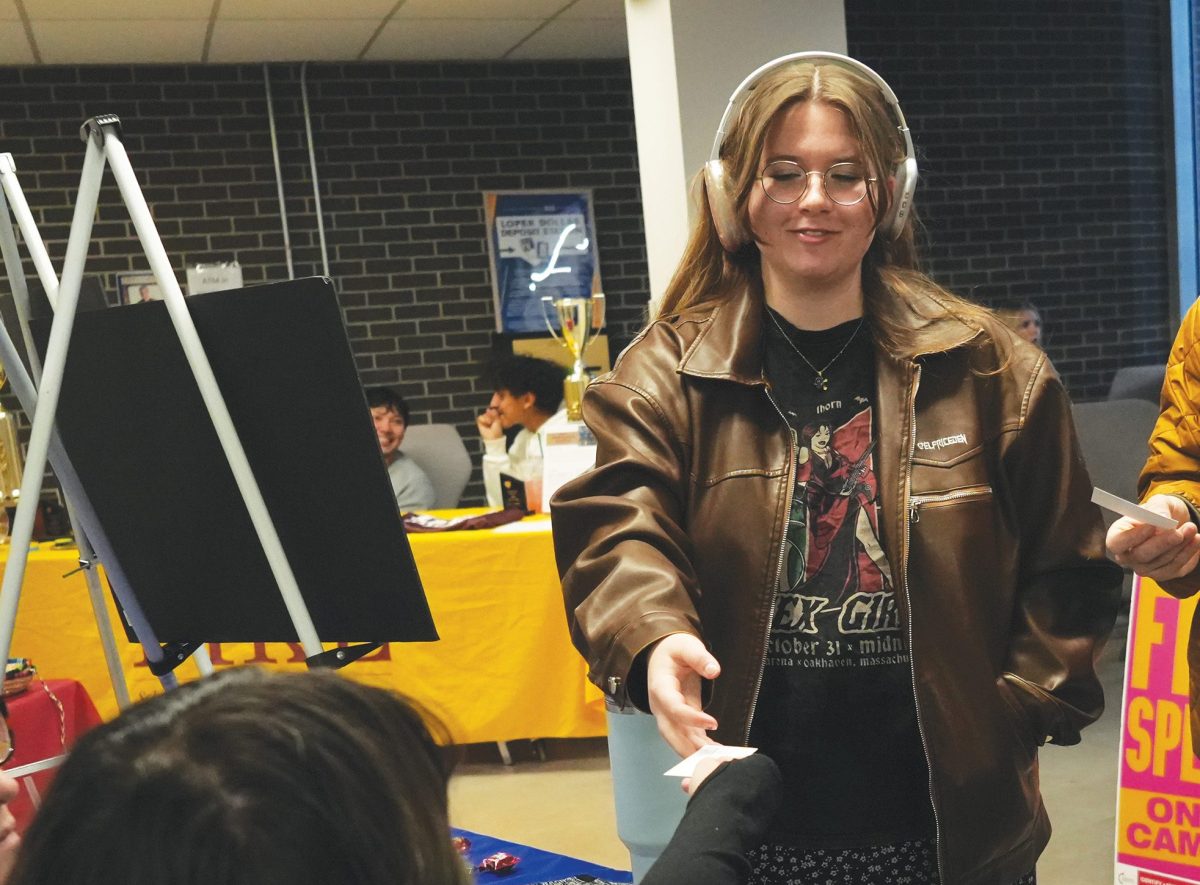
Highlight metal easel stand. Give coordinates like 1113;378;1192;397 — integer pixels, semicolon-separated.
0;113;344;691
0;163;149;704
0;153;196;692
69;115;345;671
0;308;141;704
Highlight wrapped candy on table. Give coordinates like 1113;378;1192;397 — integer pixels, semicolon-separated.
477;851;520;874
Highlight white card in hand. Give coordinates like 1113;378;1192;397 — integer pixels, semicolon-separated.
663;744;757;777
1091;487;1179;530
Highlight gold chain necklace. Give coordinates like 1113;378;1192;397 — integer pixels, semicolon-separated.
766;309;865;392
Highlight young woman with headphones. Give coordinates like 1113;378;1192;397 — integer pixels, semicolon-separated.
552;53;1120;884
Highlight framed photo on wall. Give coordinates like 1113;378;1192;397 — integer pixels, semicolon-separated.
483;190;603;334
117;272;163;305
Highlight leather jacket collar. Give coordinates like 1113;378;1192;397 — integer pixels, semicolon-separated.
675;284;983;382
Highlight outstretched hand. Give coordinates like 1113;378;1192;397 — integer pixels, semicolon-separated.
1106;493;1200;583
647;633;721;758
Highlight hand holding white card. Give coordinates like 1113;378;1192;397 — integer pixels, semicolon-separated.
664;743;757;777
1091;487;1179;530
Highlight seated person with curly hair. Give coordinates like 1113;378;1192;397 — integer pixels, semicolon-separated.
475;355;565;509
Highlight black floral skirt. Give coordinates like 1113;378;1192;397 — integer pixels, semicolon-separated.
746;838;1036;885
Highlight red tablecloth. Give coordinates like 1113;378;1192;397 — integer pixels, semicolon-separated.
5;678;100;831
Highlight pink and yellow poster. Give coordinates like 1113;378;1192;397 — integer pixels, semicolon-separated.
1117;575;1200;884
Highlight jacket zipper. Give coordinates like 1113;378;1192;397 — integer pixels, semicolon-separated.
908;485;992;523
746;387;797;743
902;362;945;884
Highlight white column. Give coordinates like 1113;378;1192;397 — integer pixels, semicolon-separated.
625;0;847;311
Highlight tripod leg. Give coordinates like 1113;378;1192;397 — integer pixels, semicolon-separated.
73;525;132;710
193;644;214;676
0;164;173;701
0;135;107;669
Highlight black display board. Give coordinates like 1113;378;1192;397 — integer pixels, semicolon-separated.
31;276;436;643
0;276;106;378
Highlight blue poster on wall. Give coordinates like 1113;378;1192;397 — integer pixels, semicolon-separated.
484;190;602;334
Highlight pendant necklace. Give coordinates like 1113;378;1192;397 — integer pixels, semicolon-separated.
767;309;865;392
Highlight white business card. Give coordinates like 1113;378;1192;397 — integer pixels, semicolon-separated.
1091;487;1180;530
663;743;757;778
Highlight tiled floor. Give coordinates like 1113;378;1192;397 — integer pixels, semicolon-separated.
1035;619;1125;883
449;621;1129;883
449;737;625;870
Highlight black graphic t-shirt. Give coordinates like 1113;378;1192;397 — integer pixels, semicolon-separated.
751;307;935;848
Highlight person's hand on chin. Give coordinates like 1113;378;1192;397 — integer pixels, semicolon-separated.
475;407;503;441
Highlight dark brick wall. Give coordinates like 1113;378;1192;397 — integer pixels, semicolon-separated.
0;60;647;506
0;5;1179;506
846;0;1173;400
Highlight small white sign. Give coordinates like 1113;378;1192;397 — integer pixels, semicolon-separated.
663;744;757;778
186;261;243;296
1091;487;1179;530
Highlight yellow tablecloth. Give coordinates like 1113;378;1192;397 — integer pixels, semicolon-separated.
1;514;606;745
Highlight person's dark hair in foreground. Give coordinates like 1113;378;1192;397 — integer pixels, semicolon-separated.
8;667;469;885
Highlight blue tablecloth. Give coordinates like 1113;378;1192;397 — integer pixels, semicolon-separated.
453;828;633;884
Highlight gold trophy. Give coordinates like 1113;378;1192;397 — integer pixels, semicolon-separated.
541;293;605;422
0;401;22;542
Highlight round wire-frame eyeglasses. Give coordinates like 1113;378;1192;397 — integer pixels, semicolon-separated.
759;160;877;207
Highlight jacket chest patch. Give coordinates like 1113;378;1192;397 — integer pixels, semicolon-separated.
915;433;968;452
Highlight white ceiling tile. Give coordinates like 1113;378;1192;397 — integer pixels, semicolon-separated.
559;0;623;20
209;19;378;62
0;22;33;64
219;0;396;20
394;0;563;20
23;0;212;20
35;20;208;63
3;0;629;63
367;18;540;60
506;18;627;59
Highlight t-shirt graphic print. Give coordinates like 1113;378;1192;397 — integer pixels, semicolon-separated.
754;309;934;849
775;405;897;665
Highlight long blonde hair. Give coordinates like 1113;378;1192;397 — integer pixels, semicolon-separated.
657;57;996;356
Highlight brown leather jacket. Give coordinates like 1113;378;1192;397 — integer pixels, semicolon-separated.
552;288;1120;885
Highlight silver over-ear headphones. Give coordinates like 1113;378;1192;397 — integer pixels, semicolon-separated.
704;51;918;251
